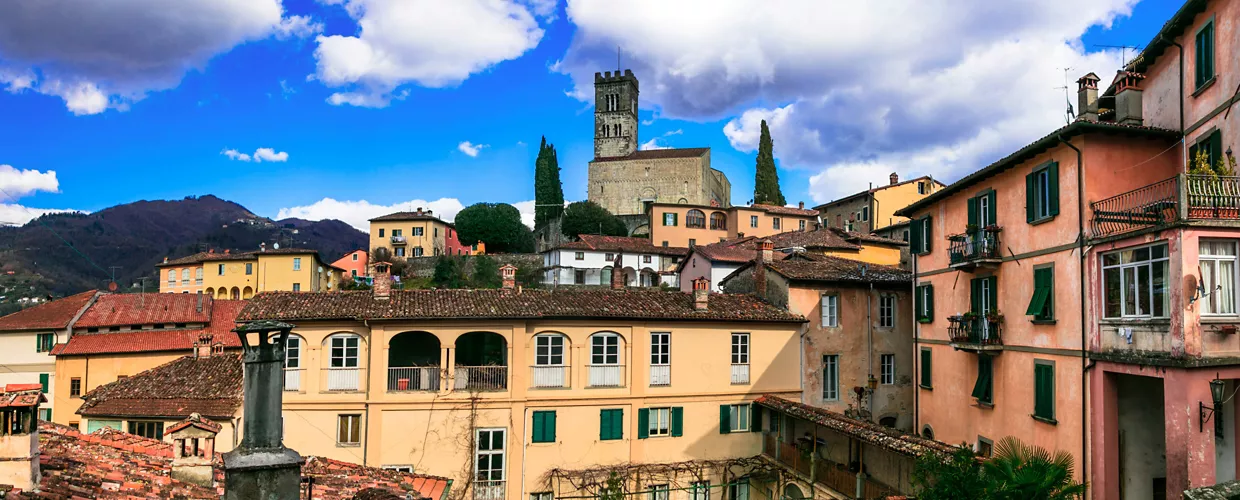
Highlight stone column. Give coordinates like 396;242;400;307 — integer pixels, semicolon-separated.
223;321;304;500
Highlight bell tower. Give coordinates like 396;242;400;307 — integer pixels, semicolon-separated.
594;69;639;159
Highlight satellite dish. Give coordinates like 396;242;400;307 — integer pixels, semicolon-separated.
274;242;280;249
107;281;118;292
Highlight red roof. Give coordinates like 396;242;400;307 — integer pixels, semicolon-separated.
0;385;46;408
749;204;819;217
75;293;215;328
164;415;223;436
77;354;243;419
555;234;689;256
58;300;244;356
0;290;96;331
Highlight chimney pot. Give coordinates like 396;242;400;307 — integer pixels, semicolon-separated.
164;256;169;263
692;278;709;311
611;253;625;290
224;249;230;255
500;264;517;290
373;263;392;299
1077;72;1100;121
1114;71;1145;125
208;249;214;254
889;172;899;185
798;201;805;209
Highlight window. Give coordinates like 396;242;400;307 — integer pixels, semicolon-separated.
1027;266;1055;320
1201;241;1237;315
36;333;54;353
720;403;750;433
218;264;225;276
686;210;706;228
352;253;358;261
412;227;423;236
39;373;48;393
167;269;175;283
903;230;909;242
1025;162;1059;223
1034;361;1055;422
772;217;781;230
534;335;564;366
915;284;934;323
383;465;415;473
378;228;385;238
245;262;253;275
726;481;749;500
392;229;403;237
731;333;749;365
689;239;696;248
879;294;895;328
395;247;405;257
195;267;203;284
531;411;556;443
599;409;623;440
821;294;838;327
710;212;727;230
880;354;895;385
329;335;360;368
919;348;932;389
750;215;758;228
1190;130;1225;172
591;333;620;365
823;355;839;400
413;247;424;257
181;268;190;285
643;407;672;437
335;414;363;445
575;252;585;260
293;258;302;271
351;270;357;277
70;377;82;397
861;206;870;222
1102;243;1169;318
292;283;301;292
1195;18;1215;89
844;220;853;232
605;253;614;261
642;255;652;264
977;437;994;458
531;493;553;500
574;270;585;285
663;213;678;226
799;220;806;231
650;332;670;366
39;409;51;422
128;421;165;439
971;355;993;405
648;485;670;500
690;481;710;500
918;181;927;195
475;428;506;482
909;216;933;254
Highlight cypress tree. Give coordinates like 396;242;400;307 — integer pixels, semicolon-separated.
534;137;565;228
753;120;786;206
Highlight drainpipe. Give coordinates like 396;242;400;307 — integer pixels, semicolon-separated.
912;252;920;433
1159;35;1186;165
520;406;530;500
868;280;874;420
1058;134;1088;494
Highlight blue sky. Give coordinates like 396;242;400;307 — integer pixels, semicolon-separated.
0;0;1185;230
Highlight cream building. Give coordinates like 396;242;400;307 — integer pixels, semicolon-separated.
157;247;341;299
0;290;99;423
649;203;821;249
238;266;806;500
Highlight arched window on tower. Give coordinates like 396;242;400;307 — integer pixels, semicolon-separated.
613;124;621;137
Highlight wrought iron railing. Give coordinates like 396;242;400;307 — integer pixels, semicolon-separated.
1187;174;1240;219
321;367;365;392
453;366;508;392
1090;176;1179;237
587;364;625;387
530;365;570;389
947;315;1003;346
472;480;505;500
948;227;1002;266
390;235;407;244
731;364;751;384
387;366;440;392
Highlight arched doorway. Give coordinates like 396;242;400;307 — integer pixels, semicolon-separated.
782;483;806;500
242;286;253;299
205;287;214;297
454;332;507;391
389;332;441;392
640;268;658;287
230;287;240;300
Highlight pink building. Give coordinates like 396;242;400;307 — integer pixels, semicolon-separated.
330;250;368;280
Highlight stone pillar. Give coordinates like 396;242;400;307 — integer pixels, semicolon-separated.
223;321;304;500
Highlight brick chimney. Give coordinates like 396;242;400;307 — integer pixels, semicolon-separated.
754;239;773;298
1076;72;1100;122
500;264;517;290
692;278;709;311
224;249;230;255
168;413;219;487
798;201;805;209
373;263;392;299
1114;71;1144;125
0;385;44;493
416;207;423;216
889;172;899;185
195;333;214;359
611;252;625;290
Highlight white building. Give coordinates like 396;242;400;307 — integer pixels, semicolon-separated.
542;235;688;287
0;290;99;421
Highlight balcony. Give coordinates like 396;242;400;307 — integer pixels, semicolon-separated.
472;480;505;500
390;235;407;245
387;366;440;392
948;227;1002;270
283;368;304;392
454;366;508;392
1091;174;1240;238
649;364;670;386
587;364;624;387
762;433;901;499
321;367;365;392
947;314;1004;351
731;364;751;384
530;365;569;389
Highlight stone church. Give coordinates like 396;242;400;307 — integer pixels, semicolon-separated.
587;69;732;216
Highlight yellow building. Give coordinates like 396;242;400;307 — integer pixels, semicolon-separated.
369;208;479;258
237;267;806;500
813;173;945;234
648;203;820;249
157;247;342;299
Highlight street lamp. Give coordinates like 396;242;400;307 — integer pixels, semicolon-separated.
1200;374;1227;434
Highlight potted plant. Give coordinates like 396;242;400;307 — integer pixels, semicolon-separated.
965;223;979;234
986;312;1004;324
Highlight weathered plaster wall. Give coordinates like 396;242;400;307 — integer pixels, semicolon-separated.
1116;372;1167;500
589;153;726;216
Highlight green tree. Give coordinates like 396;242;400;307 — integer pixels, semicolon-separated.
560;201;628;239
431;255;467;289
598;471;626;500
515;263;542;289
454;203;535;253
912;444;988;500
753;119;786;206
534;137;565;228
984;437;1086;500
471;255;502;289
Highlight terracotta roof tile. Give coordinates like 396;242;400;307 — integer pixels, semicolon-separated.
59;299;244;356
765;256;911;284
303;456;452;500
0;291;96;331
590;147;709;163
0;385;46;408
368;211;450;224
756;395;956;458
555;235;689;256
239;288;804;324
77;354;243;419
76;293;215;327
157;248;327;267
749;204;819;217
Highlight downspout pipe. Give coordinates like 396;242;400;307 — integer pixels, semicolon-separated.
1159;35;1186;164
1058;134;1087;495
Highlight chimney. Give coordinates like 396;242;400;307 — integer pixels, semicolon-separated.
0;385;44;493
692;278;710;311
1076;72;1100;122
373;263;392;300
500;264;517;290
759;239;774;263
1114;71;1144;126
224;322;303;500
889;172;899;185
754;240;773;298
195;333;213;359
224;249;230;255
164;256;169;264
168;413;219;487
798;201;805;209
196;292;205;312
208;248;214;254
416;207;423;215
611;252;625;290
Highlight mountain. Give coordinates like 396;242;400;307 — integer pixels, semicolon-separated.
0;195;367;301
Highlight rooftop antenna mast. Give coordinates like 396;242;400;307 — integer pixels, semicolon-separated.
1055;67;1075;124
1093;44;1142;68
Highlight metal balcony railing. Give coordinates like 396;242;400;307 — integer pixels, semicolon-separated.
321;367;365;392
649;364;671;386
387;366;440;392
472;480;505;500
282;368;304;392
587;364;624;387
1187;174;1240;219
390;235;407;244
1090;176;1179;237
530;365;569;389
453;366;508;392
731;364;751;384
947;315;1004;347
948;227;1002;267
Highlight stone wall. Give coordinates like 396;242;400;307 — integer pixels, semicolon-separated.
819;194;874;233
588;152;731;216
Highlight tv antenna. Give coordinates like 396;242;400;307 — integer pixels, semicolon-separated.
1054;67;1075;124
1093;44;1142;67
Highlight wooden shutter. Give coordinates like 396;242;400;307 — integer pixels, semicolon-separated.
1048;162;1060;216
1211;130;1224;168
924;216;933;252
612;410;623;440
920;349;932;388
532;412;545;442
910;218;923;254
926;285;934;322
719;405;731;434
547;411;557;442
914;286;924;322
967;196;978;227
1196;28;1205;86
599;410;608;440
1035;364;1054;419
987;277;998;314
986;191;997;225
970;278;982;314
671;407;683;437
638;408;650;439
1026;172;1036;222
39;373;49;394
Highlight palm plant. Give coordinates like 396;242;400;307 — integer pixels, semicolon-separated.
983;437;1086;500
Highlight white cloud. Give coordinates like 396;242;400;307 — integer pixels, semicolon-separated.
511;200;536;228
276;197;469;231
313;0;545;107
458;141;488;157
638;129;684;151
0;0;321;114
222;147;289;162
0;205;80;225
557;0;1136;201
0;164;60;200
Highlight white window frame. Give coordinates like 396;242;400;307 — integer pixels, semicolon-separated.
1200;240;1238;316
772;217;781;230
823;355;839;401
750;215;758;228
727;481;749;500
648;407;671;437
727;404;749;432
167;270;176;284
643;255;652;263
413;247;424;257
919;286;932;318
799;220;806;231
337;414;361;445
821;294;838;327
475;428;506;482
352;253;358;261
591;333;620;366
650;332;670;366
730;333;749;365
531;493;553;500
1033;168;1051;220
181;268;190;285
284;335;301;369
1101;242;1170;319
293;258;302;271
383;465;415;473
880;353;895;385
412;227;424;236
329;334;360;368
879;294;895;328
534;335;565;366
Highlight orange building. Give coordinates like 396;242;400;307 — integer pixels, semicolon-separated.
331;250;368;280
648;202;819;248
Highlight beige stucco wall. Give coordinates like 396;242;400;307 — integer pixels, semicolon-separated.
650;204;818;248
369;219;449;259
589;151;730;216
0;427;38;492
53;351;188;425
159;265;206;294
168;253;338;299
77;416;239;452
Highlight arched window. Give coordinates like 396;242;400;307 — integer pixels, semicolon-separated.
709;212;727;230
180;269;190;284
601;266;613;285
532;333;568;388
685;210;706;229
242;286;254;299
194;267;203;283
588;332;622;387
167;269;175;283
325;333;362;391
230;287;240;300
389;331;441;392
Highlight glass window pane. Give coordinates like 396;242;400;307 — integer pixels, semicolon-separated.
1137;265;1150;316
1134;247;1150;262
1123;267;1136;316
1105;268;1121;317
1103;253;1120;266
1220;260;1236;315
1153;261;1168;318
1152;243;1168;259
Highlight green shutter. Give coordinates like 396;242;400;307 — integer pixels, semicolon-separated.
39;373;49;394
601;409;623;440
924;216;933;252
914;286;924;321
1211;131;1224;169
671;407;683;437
986;276;998;314
926;285;934;322
970;278;981;314
986;191;997;226
532;411;555;443
638;408;650;439
1196;27;1205;86
673;213;678;226
533;412;544;442
1035;364;1055;420
719;405;731;434
967;197;978;227
910;218;923;255
1047;162;1060;216
1027;268;1053;319
920;349;932;388
614;409;623;440
547;411;557;442
1026;172;1036;222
